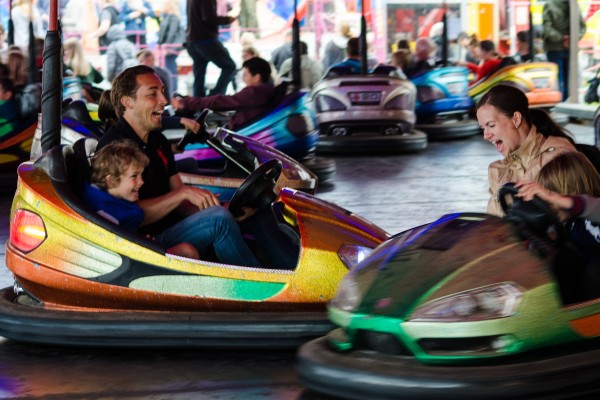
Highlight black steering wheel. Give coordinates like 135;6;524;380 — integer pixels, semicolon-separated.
176;109;210;152
228;159;283;218
498;183;566;244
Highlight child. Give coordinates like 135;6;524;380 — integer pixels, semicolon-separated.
83;140;199;259
0;77;19;139
516;151;600;299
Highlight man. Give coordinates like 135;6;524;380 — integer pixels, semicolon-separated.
0;78;19;139
96;65;261;267
278;41;324;90
136;49;173;102
327;37;361;75
186;0;237;97
171;57;275;130
542;0;586;100
513;31;533;63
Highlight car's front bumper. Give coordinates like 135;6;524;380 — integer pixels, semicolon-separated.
297;336;600;400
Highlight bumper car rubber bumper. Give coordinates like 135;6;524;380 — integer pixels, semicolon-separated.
316;129;427;155
296;336;600;400
416;118;482;140
0;287;333;348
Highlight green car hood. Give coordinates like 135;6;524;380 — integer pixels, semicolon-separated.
355;213;552;319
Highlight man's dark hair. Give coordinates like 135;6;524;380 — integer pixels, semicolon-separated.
242;57;272;83
480;40;496;52
110;65;156;117
516;30;529;44
346;37;360;57
299;41;308;55
397;39;410;50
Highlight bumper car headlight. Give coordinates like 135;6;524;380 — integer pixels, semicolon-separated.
417;85;445;103
337;244;373;270
409;282;523;322
315;95;346;112
330;273;362;312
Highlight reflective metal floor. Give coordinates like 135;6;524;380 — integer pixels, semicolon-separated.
0;123;593;399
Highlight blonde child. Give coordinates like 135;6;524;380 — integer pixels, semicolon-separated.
83;140;199;259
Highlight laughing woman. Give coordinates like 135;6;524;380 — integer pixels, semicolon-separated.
476;84;577;216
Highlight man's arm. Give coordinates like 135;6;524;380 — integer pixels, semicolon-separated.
138;174;220;225
174;86;271;113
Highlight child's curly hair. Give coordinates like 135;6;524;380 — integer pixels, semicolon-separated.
90;140;149;190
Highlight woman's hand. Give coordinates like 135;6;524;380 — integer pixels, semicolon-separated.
515;180;573;210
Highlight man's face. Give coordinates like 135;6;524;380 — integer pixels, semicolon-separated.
123;73;167;135
242;67;262;87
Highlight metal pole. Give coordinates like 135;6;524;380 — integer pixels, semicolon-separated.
568;0;580;103
41;0;62;153
360;0;368;74
292;0;301;88
8;0;14;46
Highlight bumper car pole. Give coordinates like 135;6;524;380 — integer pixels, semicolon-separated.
41;0;62;154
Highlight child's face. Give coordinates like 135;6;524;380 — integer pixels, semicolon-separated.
107;163;144;202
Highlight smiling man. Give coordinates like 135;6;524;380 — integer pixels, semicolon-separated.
96;65;261;267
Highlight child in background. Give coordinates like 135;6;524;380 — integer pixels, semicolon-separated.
83;140;199;259
0;77;19;138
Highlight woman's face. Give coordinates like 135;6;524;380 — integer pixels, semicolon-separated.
477;103;524;157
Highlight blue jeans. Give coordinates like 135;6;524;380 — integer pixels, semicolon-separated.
546;50;570;101
156;206;260;267
186;39;237;97
164;54;179;93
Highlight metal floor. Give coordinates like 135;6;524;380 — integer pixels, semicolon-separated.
0;122;593;399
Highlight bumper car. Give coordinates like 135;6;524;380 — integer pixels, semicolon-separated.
172;85;336;183
311;65;428;154
469;61;569;126
411;66;480;140
30;101;319;201
0;84;42;191
297;184;600;399
0;136;388;347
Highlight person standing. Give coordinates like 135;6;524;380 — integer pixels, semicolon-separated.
158;0;185;92
120;0;155;47
186;0;237;97
238;0;258;37
90;0;121;55
542;0;586;101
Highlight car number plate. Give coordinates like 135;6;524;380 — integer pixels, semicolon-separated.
532;77;549;89
349;91;381;105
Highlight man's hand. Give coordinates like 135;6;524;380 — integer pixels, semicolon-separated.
179;186;221;210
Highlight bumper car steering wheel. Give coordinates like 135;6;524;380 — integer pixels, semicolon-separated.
498;183;566;245
228;159;283;218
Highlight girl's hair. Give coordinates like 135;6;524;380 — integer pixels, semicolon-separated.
537;152;600;197
6;48;27;86
64;38;92;77
90;140;149;190
98;89;118;130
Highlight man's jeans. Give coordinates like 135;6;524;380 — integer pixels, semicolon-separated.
546;50;570;101
187;39;237;97
156;206;260;267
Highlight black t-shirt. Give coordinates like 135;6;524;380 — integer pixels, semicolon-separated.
97;118;179;234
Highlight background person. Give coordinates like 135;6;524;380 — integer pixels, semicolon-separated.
185;0;237;97
542;0;586;101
